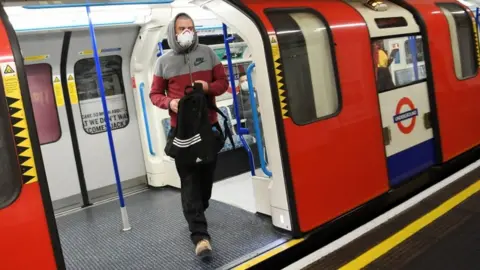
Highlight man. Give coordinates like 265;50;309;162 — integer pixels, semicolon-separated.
149;13;229;258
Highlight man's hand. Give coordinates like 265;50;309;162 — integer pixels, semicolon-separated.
195;80;209;93
169;99;180;113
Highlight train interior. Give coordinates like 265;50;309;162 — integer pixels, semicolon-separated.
7;1;292;268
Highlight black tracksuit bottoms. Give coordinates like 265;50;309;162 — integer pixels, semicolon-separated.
168;127;218;245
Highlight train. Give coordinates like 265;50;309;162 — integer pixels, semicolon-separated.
1;0;480;269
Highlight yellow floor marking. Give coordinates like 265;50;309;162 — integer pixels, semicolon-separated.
232;238;304;269
339;179;480;270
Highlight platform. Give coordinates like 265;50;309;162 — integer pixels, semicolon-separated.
285;162;480;270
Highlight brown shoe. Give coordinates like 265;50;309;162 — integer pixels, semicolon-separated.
195;239;212;259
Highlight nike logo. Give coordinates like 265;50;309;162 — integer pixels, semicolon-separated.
194;57;205;66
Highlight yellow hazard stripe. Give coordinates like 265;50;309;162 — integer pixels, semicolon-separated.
2;61;38;185
471;16;480;67
339;179;480;270
270;36;289;119
232;238;304;269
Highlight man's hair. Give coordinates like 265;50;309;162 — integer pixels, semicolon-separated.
238;72;246;77
176;14;193;23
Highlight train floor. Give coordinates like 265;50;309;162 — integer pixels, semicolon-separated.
54;171;289;270
286;163;480;270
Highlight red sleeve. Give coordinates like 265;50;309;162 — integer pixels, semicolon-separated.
207;48;229;96
208;64;229;96
149;75;172;110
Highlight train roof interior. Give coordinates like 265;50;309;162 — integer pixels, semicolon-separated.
4;1;229;36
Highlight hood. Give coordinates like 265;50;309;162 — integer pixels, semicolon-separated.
166;12;199;54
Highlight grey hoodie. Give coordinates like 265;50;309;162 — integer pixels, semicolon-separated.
150;13;229;127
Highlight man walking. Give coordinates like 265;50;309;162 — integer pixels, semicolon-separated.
149;13;229;258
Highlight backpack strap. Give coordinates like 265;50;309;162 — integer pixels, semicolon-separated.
207;101;235;150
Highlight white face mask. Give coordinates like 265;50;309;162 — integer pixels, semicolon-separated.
240;81;249;90
177;29;194;47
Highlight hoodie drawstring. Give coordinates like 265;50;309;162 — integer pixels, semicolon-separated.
185;53;194;85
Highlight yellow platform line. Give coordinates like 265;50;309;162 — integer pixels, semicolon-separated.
340;179;480;270
232;238;304;270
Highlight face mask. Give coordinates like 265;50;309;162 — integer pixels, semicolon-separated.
240;81;249;90
177;29;194;47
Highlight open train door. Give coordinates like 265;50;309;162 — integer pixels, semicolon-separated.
215;0;391;234
0;4;65;270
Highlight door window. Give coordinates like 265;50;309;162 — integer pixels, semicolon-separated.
372;35;427;92
25;64;61;144
74;55;130;135
265;10;340;125
437;3;478;79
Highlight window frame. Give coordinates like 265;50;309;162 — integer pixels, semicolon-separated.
73;54;130;135
264;7;343;126
436;2;479;81
0;87;23;210
25;63;62;145
370;32;428;93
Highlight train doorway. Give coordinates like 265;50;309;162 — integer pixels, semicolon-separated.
1;1;294;269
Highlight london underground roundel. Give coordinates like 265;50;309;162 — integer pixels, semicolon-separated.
393;97;418;134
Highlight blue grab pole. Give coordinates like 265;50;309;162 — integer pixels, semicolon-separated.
246;63;272;177
157;42;164;57
476;8;479;28
222;23;255;176
139;82;155;156
408;36;419;81
85;4;131;231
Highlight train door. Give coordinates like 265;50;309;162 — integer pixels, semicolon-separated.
211;0;391;234
346;1;437;187
0;5;64;269
66;26;146;202
18;32;83;210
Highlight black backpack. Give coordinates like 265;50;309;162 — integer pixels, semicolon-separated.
164;82;235;164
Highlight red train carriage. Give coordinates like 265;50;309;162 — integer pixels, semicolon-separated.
0;10;64;269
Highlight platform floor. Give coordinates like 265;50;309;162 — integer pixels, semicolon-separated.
295;166;480;270
55;175;287;270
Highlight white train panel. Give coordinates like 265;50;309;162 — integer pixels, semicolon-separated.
19;32;81;204
379;82;433;157
67;26;146;194
345;0;420;38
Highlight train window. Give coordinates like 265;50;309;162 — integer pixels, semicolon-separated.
0;93;22;209
372;35;427;92
74;55;130;135
24;64;61;145
265;10;340;125
404;37;424;64
437;3;478;79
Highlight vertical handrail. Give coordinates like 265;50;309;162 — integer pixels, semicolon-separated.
477;8;480;60
476;7;479;29
85;3;131;231
408;36;419;80
222;23;255;176
139;82;155;156
246;63;272;177
157;42;163;57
